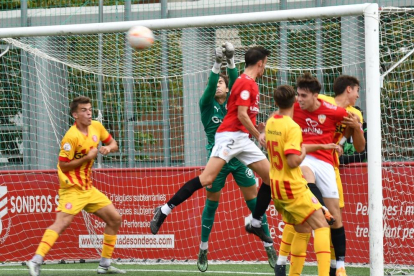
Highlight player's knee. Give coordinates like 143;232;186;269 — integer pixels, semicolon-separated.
111;213;122;227
200;176;214;187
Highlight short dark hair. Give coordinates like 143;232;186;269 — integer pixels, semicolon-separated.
70;96;91;115
274;85;296;109
219;73;229;88
296;72;321;94
245;46;271;67
333;75;360;97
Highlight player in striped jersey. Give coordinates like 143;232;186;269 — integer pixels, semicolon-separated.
266;85;331;276
27;96;125;276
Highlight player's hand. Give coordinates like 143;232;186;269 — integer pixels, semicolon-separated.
256;122;266;133
301;144;307;155
342;112;361;130
215;46;224;64
258;132;266;149
99;146;112;155
222;42;234;61
86;147;98;160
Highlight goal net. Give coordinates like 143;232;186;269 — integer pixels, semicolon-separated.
0;3;411;275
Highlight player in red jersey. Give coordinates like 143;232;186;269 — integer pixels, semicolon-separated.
151;46;274;244
27;96;124;276
288;73;349;276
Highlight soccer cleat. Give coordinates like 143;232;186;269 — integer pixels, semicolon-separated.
245;223;273;243
322;206;336;225
97;265;126;274
197;249;208;272
274;264;286;276
330;267;336;276
265;246;277;269
27;260;41;276
150;206;167;235
335;267;347;276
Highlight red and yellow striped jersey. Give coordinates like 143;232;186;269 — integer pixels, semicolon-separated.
265;115;308;200
58;120;112;190
318;94;364;167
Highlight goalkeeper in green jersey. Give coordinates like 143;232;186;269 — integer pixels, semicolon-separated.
196;42;276;272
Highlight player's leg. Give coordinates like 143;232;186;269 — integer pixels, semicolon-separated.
242;154;273;243
307;157;345;276
275;223;296;276
150;156;226;234
28;187;82;276
289;223;312;276
150;132;239;234
88;188;125;274
197;179;223;272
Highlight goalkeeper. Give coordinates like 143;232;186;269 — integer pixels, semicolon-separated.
196;42;276;272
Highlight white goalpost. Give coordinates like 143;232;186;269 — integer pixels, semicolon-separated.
1;3;406;276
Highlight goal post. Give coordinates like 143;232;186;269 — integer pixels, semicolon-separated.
0;3;393;276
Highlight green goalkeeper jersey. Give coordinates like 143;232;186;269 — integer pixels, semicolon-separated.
199;67;238;152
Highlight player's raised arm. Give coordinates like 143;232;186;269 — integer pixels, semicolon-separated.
199;46;224;107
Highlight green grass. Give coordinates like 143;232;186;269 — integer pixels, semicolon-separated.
0;262;372;276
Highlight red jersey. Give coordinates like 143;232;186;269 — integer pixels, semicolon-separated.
217;74;260;133
293;99;348;165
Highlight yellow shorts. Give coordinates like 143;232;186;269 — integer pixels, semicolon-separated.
274;189;322;225
334;166;344;208
56;186;112;215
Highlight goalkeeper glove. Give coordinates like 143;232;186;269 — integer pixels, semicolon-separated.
212;46;224;74
222;42;235;69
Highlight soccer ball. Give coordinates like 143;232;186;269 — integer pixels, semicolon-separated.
127;26;154;50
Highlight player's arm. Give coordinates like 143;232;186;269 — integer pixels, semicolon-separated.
199;49;222;107
99;137;118;155
238;105;260;140
224;42;237;90
303;143;341;153
342;112;365;152
59;148;98;173
286;145;306;168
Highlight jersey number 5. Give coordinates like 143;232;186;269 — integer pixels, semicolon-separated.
266;140;283;170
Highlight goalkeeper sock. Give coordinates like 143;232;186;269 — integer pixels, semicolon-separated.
167;176;203;210
35;229;59;257
245;198;271;239
101;233;117;259
201;199;219;242
212;62;221;74
252;183;271;222
226;57;235;69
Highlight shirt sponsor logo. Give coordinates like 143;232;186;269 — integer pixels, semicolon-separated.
211;116;222;124
240;90;250;100
318;114;326;124
63;143;71;151
302;118;323;135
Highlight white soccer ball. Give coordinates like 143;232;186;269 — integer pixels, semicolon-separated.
127;26;154;50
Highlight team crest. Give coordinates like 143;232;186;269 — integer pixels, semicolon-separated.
318;114;326;124
63;142;71;151
222;148;229;157
92;135;98;142
245;168;254;178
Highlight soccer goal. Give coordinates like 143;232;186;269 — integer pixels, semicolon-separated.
0;3;413;276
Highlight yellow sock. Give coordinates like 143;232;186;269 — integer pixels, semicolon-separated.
279;224;296;257
314;227;331;276
35;229;59;257
288;232;310;276
101;233;117;259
